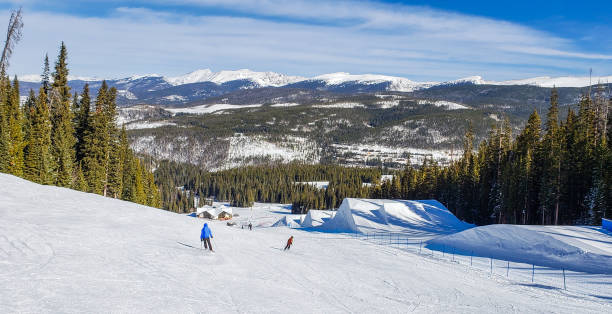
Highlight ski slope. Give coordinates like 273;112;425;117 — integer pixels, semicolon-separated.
1;174;610;313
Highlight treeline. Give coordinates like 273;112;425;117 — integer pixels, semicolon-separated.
154;161;381;213
156;87;610;226
0;43;160;207
364;87;610;225
431;87;611;225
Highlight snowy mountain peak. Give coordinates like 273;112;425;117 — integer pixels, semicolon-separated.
493;75;612;88
312;72;411;85
164;68;304;87
164;69;214;85
442;76;487;85
18;74;103;83
311;72;438;92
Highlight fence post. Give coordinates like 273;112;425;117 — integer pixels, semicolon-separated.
419;241;422;254
506;261;509;277
532;264;535;283
470;251;473;266
490;258;493;275
563;268;566;290
452;247;455;262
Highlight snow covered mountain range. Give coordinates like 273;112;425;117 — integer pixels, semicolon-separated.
17;68;612;106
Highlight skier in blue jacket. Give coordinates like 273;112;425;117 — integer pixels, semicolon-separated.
200;223;214;251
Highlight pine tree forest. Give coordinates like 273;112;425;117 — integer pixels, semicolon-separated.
0;42;161;208
157;87;610;226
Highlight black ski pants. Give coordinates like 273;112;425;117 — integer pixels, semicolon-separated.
202;237;213;250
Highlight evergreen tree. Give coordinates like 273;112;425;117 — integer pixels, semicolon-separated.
23;88;53;184
539;88;562;224
81;85;108;194
49;43;75;187
6;76;24;175
0;77;9;172
74;84;90;161
41;54;50;95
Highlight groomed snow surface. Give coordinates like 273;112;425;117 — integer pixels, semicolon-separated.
430;224;612;274
2;174;611;313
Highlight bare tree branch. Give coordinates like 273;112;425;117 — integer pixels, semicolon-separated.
0;7;23;76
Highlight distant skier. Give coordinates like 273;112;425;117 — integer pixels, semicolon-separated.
284;236;294;251
248;223;253;231
200;223;214;251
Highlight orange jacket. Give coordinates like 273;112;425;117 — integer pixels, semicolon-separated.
287;237;293;245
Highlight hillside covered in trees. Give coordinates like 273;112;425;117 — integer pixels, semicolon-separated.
0;39;160;207
156;87;610;226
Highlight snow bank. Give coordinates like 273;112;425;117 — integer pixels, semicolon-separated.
429;225;612;274
301;210;335;228
271;216;302;228
125;120;176;130
319;198;472;235
166;103;262;115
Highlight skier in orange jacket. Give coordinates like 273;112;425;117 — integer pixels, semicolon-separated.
284;236;294;251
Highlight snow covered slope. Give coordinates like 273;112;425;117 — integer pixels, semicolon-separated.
429;224;612;274
319;198;473;237
301;210;335;228
2;174;611;313
271;215;302;228
165;69;305;87
494;76;612;88
310;72;438;92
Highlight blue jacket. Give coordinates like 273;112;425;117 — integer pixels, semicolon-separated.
201;223;213;239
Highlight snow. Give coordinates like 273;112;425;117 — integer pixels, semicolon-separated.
270;102;301;107
18;69;612;90
311;72;437;92
220;134;320;170
319;198;473;236
312;102;365;109
330;143;462;166
441;76;488;85
493;76;612;88
301;210;335;228
381;175;394;182
295;181;329;189
166;103;262;115
163;95;187;102
1;174;611;313
271;216;302;228
124;120;176;130
18;74;103;83
164;69;304;87
117;89;138;100
417;99;469;110
429;225;612;274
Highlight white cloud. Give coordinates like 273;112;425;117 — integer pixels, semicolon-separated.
2;0;611;81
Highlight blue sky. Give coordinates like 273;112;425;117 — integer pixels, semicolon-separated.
1;0;611;81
